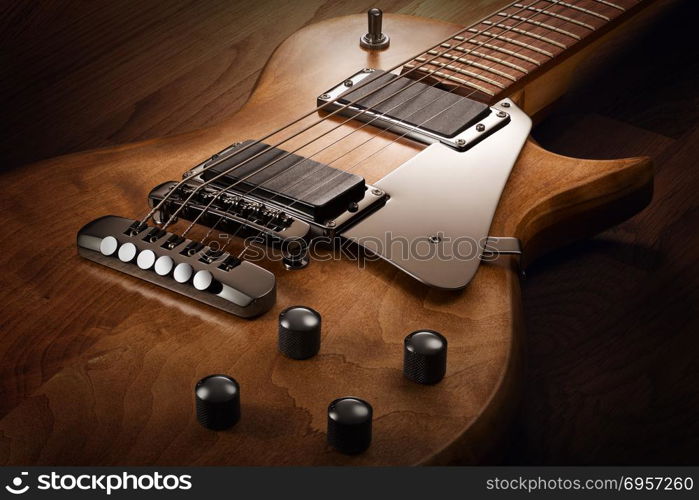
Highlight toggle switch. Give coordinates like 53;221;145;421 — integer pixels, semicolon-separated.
360;8;390;50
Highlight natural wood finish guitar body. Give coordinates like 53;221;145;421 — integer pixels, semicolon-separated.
0;13;652;465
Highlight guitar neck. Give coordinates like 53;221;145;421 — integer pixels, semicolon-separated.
402;0;652;104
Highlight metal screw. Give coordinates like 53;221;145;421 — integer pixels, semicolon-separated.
497;111;507;118
371;188;383;196
501;101;511;108
455;138;466;147
327;220;336;228
428;235;442;244
343;79;354;87
319;93;331;100
476;124;486;132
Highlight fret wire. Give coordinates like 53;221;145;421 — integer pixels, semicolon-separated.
513;3;596;30
149;0;557;230
441;43;530;73
427;49;519;81
415;56;507;88
272;1;576;222
590;0;626;11
225;0;579;241
541;0;611;20
402;64;496;95
171;0;581;238
482;20;568;49
467;27;555;57
454;35;543;65
498;13;582;39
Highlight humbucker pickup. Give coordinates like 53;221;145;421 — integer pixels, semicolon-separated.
77;215;276;318
318;69;508;151
198;140;366;223
151;140;387;241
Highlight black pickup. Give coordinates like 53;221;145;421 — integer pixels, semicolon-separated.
201;140;366;223
330;70;490;138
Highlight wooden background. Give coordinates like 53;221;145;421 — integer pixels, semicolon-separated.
1;0;698;463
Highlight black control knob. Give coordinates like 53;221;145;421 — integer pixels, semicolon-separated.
403;330;447;384
278;306;321;359
327;397;373;454
195;374;241;430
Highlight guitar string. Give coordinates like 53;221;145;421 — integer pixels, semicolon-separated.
186;0;577;251
189;3;557;243
159;0;545;234
152;0;547;232
264;0;608;214
206;0;577;254
233;0;585;260
286;0;585;205
175;0;563;240
140;0;535;228
205;0;583;255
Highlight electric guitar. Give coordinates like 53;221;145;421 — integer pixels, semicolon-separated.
0;0;661;465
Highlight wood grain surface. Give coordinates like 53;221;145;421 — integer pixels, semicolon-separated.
1;0;697;464
1;0;518;170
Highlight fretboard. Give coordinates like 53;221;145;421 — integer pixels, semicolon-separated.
402;0;648;103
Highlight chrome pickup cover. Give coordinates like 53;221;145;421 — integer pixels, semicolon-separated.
77;215;275;317
341;98;531;290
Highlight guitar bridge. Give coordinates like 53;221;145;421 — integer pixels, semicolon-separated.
77;215;276;318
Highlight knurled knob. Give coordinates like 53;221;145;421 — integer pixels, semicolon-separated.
195;374;241;430
327;397;373;454
403;330;447;384
278;306;321;360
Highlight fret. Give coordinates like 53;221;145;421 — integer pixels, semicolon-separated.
467;27;555;57
427;49;519;81
453;35;543;65
415;56;507;88
498;13;582;40
441;43;530;74
399;0;642;104
541;0;611;21
512;4;597;31
403;63;496;96
590;0;626;11
481;20;568;49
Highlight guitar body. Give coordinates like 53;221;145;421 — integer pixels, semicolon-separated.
0;13;652;465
